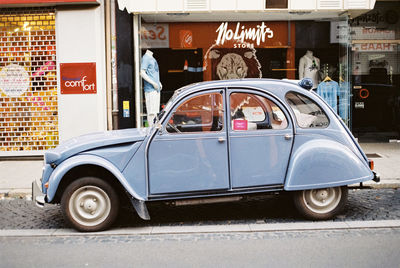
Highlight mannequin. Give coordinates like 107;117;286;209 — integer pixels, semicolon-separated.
141;50;162;127
299;50;320;89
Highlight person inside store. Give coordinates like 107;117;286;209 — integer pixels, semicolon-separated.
299;50;320;90
141;49;162;127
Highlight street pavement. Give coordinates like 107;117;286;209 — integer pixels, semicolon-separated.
0;142;399;237
1;189;399;267
1;190;399;267
0;188;399;230
1;228;399;267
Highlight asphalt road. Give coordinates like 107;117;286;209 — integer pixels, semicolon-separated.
0;189;399;229
1;228;399;267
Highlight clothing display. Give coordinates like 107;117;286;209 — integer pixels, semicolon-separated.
299;50;320;89
141;50;161;93
141;50;162;127
317;80;340;113
145;90;161;126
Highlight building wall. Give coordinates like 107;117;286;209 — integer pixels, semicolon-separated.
56;4;107;143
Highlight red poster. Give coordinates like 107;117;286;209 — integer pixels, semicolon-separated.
60;63;96;94
233;119;248;131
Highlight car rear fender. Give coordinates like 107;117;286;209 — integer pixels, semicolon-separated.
284;138;374;191
46;154;145;203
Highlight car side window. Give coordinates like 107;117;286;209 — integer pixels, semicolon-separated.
230;92;288;131
285;92;329;128
166;92;224;133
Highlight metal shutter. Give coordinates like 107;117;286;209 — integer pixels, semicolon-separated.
0;8;58;154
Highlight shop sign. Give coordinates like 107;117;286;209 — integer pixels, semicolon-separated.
351;27;395;40
60;63;96;94
215;22;274;48
0;64;30;97
350;10;399;27
243;107;264;121
141;24;169;48
353;43;396;52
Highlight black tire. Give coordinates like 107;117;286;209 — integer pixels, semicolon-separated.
293;186;348;220
61;177;119;232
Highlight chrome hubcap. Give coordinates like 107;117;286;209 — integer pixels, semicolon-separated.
302;187;342;214
69;186;111;227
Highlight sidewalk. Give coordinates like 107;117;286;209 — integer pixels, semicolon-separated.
1;220;399;237
0;143;399;198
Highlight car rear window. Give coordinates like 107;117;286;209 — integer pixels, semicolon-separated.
285;92;329;128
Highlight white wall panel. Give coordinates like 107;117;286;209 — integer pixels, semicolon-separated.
344;0;369;9
56;6;106;143
237;0;262;11
290;0;316;10
318;0;343;9
158;0;183;12
210;0;228;10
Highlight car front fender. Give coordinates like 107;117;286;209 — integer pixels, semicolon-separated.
46;154;144;202
284;138;374;191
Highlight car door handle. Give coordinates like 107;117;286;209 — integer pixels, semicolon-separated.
218;137;226;143
284;134;292;140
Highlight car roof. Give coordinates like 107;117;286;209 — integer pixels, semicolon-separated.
174;78;306;98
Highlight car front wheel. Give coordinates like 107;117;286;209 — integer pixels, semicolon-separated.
61;177;119;232
293;186;347;220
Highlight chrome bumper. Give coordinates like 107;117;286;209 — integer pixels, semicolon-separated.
32;179;45;208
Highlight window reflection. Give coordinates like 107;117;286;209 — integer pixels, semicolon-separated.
285;92;329;128
167;93;224;133
230;92;288;131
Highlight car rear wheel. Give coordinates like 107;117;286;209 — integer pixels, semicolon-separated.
61;177;119;232
293;186;347;220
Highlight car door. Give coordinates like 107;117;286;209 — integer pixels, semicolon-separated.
148;89;229;195
228;88;294;188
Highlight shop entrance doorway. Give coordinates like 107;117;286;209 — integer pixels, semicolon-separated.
352;65;400;142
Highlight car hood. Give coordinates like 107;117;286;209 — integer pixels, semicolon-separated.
45;128;150;164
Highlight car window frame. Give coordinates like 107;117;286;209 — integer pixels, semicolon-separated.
161;88;226;135
227;87;292;132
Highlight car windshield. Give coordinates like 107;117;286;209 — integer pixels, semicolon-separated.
155;90;179;124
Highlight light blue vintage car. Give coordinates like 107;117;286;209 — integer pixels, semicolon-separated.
33;79;379;232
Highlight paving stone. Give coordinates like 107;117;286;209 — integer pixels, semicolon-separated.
0;189;399;230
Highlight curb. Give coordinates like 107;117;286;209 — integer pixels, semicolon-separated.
0;189;32;200
1;220;399;237
349;181;400;189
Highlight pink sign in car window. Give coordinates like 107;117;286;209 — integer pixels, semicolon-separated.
233;119;248;131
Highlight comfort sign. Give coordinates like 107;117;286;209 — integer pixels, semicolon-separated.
60;63;96;94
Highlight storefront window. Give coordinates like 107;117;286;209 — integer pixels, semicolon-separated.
138;17;350;128
0;8;58;153
350;2;400;140
295;17;351;127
